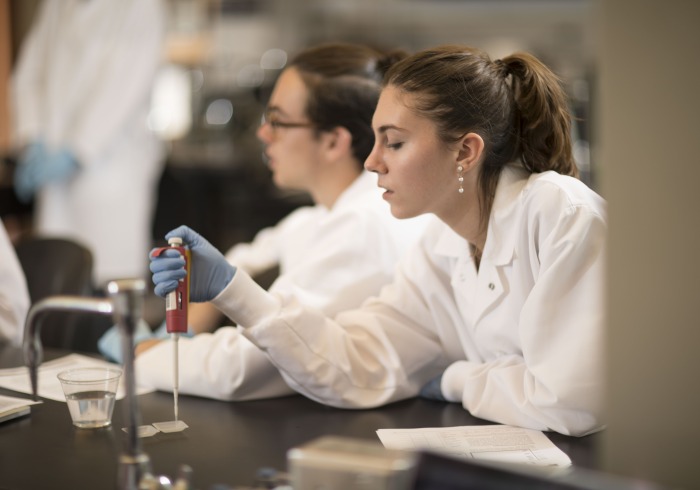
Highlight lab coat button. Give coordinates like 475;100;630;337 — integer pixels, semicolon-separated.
488;283;495;290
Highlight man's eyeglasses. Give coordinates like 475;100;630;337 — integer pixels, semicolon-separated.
261;111;315;132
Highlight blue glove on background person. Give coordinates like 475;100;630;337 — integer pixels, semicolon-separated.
98;320;155;364
97;320;194;363
419;373;447;402
150;225;236;302
14;141;79;202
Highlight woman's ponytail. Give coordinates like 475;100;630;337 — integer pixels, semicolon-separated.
502;53;578;177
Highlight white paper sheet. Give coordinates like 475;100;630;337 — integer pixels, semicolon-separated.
377;425;571;467
0;353;153;402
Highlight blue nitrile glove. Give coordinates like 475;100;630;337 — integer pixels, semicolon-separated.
150;225;236;302
14;142;79;202
97;320;154;364
418;374;447;402
14;141;48;202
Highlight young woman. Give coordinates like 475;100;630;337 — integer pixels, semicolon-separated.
128;43;430;400
150;45;606;436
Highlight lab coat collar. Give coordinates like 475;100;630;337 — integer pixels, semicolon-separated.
433;164;529;265
484;164;530;265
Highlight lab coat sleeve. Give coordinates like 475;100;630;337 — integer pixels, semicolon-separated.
442;189;607;436
135;203;415;401
135;325;293;400
212;252;447;408
224;227;282;278
0;222;30;346
66;0;166;165
268;207;408;315
224;207;314;277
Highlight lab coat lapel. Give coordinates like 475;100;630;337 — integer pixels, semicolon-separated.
471;259;508;328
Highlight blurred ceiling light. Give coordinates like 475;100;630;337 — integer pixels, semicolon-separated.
148;65;192;140
260;48;288;70
205;98;234;126
236;64;265;87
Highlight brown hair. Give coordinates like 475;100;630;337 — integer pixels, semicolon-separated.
383;45;577;229
290;43;407;167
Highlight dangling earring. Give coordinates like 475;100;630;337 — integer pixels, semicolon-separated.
457;165;464;194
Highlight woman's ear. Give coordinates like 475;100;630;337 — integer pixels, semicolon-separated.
456;132;485;172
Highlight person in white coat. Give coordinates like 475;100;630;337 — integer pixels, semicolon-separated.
10;0;166;285
129;43;431;400
0;219;30;346
150;45;607;436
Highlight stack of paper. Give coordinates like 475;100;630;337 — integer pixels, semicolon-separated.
377;425;571;467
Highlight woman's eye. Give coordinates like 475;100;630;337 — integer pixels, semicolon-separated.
386;141;403;150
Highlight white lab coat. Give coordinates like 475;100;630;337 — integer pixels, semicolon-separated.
0;220;30;346
135;172;433;400
11;0;166;284
213;166;607;436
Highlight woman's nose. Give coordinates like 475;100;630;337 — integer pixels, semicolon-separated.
364;145;385;174
256;122;272;143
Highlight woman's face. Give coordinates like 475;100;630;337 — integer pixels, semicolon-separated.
365;85;462;221
257;67;321;191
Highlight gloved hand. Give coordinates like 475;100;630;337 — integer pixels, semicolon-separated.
97;320;155;364
418;373;447;402
150;225;236;302
14;141;79;202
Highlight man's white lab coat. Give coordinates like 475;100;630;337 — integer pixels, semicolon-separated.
213;166;607;436
136;172;432;400
11;0;166;284
0;220;30;346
